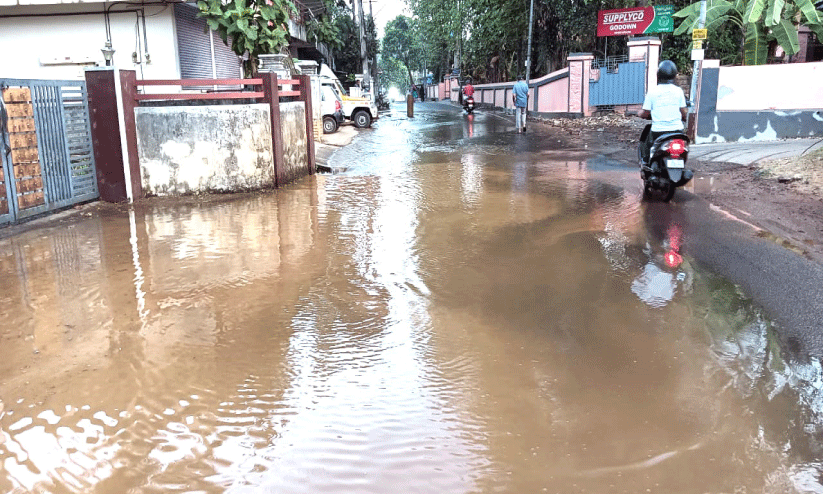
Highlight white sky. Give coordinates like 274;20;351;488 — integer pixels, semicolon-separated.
368;0;411;38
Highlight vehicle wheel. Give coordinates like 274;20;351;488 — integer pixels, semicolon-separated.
322;116;338;134
662;182;676;202
353;110;372;128
642;180;653;200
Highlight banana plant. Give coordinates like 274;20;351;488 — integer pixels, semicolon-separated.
674;0;823;64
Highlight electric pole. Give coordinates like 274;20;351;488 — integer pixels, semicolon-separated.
689;0;707;112
358;0;371;91
525;0;535;85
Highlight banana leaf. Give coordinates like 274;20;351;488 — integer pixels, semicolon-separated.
744;23;769;64
770;18;800;55
765;0;785;26
795;0;822;24
744;0;766;23
674;0;735;35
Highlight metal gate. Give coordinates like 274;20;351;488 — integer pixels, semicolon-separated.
0;79;98;225
589;57;647;107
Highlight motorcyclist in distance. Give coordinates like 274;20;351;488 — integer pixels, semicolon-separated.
638;60;688;165
463;78;475;99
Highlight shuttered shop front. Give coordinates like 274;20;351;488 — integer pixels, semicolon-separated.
174;4;241;80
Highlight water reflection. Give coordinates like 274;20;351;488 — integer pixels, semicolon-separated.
1;107;823;493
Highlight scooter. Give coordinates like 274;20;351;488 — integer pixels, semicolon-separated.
462;95;475;114
638;124;694;202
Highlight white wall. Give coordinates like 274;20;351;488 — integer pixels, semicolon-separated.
0;3;179;80
716;62;823;111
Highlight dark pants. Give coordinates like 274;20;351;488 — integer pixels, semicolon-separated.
641;130;668;165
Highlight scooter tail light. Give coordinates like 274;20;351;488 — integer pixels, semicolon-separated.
667;139;687;158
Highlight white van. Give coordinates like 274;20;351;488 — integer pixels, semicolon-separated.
320;85;344;134
319;64;379;128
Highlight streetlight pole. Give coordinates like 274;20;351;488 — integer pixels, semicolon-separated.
525;0;535;85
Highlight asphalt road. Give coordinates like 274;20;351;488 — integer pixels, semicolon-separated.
658;189;823;358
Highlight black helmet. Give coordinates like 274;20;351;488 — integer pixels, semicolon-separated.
657;60;677;83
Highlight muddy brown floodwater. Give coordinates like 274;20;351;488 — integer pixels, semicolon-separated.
2;104;823;493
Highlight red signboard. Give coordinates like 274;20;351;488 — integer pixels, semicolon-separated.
597;7;655;37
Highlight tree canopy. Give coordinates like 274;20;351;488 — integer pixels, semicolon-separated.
402;0;821;85
382;16;424;87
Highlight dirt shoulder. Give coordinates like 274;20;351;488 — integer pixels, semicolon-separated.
531;114;823;264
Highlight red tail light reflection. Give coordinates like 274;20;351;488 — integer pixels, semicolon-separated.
664;251;682;268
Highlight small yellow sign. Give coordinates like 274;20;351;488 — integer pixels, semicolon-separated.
693;28;708;40
693;40;703;49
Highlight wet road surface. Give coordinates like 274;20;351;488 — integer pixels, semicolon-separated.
2;102;823;493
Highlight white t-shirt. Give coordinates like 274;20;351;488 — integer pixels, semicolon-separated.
642;83;687;132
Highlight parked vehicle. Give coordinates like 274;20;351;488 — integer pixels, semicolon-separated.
320;85;344;134
462;95;475;114
375;90;390;112
319;64;379;129
638;124;694;202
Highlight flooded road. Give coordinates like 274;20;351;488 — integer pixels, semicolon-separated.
2;103;823;493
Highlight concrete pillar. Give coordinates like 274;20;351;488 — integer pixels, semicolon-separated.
628;37;662;92
567;53;594;116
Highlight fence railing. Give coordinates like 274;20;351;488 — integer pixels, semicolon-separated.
109;72;315;199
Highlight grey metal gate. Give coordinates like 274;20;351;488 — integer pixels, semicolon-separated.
589;58;647;107
0;78;98;225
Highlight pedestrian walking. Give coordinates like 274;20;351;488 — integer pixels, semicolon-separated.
512;74;529;133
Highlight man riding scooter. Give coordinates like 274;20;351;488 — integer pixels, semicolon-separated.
638;60;687;164
462;78;475;113
637;60;694;201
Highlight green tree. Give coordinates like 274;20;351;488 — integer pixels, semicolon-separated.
378;56;409;93
674;0;823;64
383;16;424;86
197;0;296;77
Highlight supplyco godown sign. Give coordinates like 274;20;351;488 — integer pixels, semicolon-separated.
597;5;674;37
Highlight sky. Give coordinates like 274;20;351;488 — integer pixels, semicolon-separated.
368;0;411;38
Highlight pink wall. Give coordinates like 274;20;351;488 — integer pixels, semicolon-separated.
537;77;570;113
716;62;823;111
495;89;506;108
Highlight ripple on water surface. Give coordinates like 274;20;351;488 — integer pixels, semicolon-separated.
1;110;823;493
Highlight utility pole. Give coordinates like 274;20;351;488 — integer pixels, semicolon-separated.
525;0;535;85
358;0;370;91
369;0;377;91
454;0;461;77
689;0;707;112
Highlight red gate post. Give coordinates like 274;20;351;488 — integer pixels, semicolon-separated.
118;70;143;200
85;69;126;202
261;72;285;187
296;74;316;175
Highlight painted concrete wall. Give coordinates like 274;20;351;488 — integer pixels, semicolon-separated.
536;71;570;113
715;62;823;111
135;104;275;196
0;3;179;80
279;102;309;185
455;62;583;116
696;65;823;143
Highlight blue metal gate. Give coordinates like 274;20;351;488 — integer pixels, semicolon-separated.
0;78;98;225
589;58;647;107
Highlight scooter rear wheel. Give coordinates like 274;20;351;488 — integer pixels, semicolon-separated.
662;182;676;202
